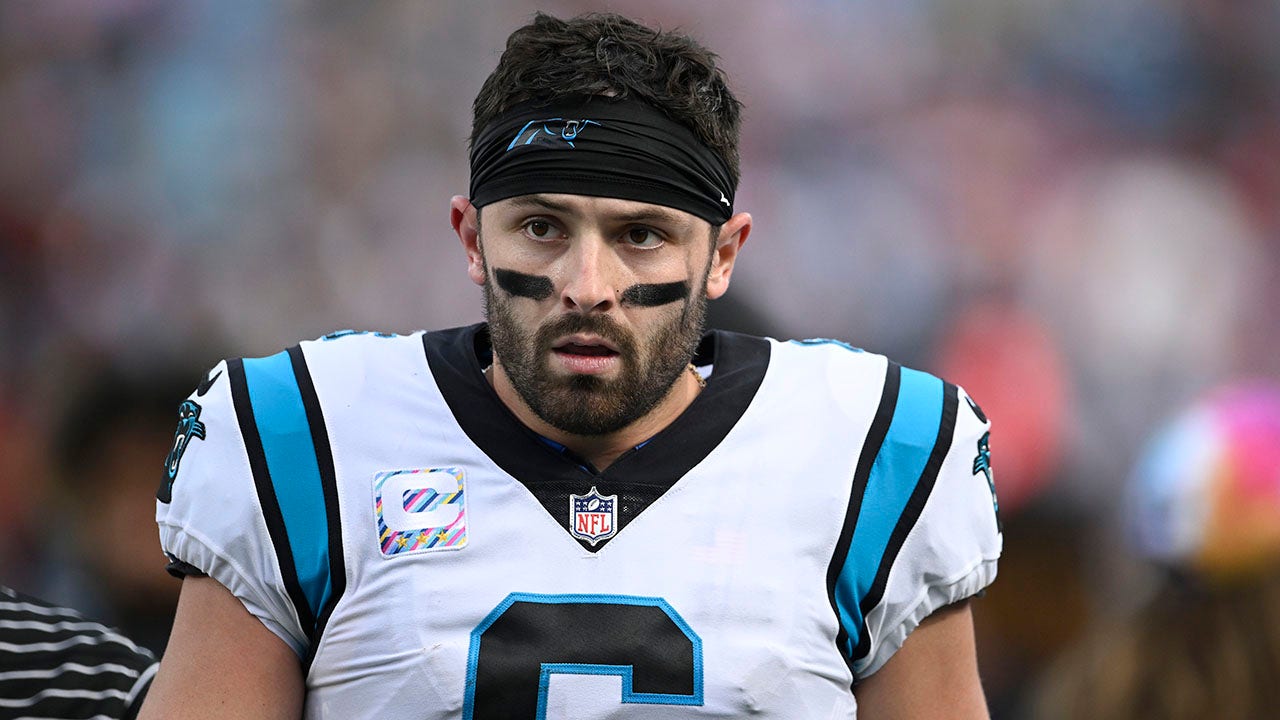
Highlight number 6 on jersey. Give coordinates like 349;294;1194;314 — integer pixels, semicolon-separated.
464;593;703;719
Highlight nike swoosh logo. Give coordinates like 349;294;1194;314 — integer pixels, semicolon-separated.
196;369;223;397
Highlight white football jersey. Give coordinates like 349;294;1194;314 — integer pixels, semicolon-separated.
156;325;1001;719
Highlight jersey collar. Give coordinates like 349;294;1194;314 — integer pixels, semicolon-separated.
423;322;770;544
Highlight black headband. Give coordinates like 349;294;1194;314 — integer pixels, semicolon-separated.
469;95;736;225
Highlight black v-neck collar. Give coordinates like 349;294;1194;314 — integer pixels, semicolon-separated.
423;323;770;550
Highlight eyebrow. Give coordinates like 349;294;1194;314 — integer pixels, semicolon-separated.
506;195;576;214
505;195;692;229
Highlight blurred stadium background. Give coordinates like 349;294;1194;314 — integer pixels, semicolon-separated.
1;1;1278;716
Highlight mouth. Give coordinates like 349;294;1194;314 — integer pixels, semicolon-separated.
550;335;621;374
554;342;619;357
552;335;619;355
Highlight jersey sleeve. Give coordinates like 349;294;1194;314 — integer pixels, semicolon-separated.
154;359;310;657
856;381;1001;678
823;357;1003;681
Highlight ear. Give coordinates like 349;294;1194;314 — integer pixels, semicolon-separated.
705;211;751;300
451;195;485;287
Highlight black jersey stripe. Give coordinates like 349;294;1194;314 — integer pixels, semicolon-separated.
826;360;901;679
288;344;347;671
227;357;318;638
851;381;959;665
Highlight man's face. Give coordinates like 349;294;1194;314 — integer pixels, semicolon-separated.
476;193;715;436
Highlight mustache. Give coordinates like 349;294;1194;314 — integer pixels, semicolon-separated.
534;312;635;355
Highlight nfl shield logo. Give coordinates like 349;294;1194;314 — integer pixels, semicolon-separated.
569;486;617;546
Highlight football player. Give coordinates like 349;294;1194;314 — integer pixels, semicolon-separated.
141;12;1001;719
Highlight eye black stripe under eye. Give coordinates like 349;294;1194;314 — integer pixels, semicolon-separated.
494;268;554;301
620;281;689;307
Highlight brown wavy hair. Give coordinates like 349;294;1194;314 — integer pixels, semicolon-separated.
471;12;743;188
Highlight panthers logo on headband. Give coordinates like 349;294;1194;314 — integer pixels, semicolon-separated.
507;118;602;150
159;400;206;503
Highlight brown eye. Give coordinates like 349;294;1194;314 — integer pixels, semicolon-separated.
625;227;663;249
522;220;563;241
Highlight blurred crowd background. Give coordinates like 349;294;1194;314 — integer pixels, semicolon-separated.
2;0;1278;716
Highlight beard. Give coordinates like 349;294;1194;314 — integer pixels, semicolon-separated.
484;276;708;437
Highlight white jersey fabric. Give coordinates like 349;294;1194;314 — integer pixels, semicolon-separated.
156;325;1001;719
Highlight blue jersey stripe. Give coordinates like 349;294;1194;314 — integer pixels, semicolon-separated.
242;351;331;625
834;366;943;657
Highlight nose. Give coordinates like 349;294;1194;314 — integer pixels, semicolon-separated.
560;237;618;314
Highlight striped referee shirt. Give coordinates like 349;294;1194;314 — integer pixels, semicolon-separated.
0;586;157;720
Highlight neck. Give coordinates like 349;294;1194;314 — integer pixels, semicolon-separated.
486;362;704;471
